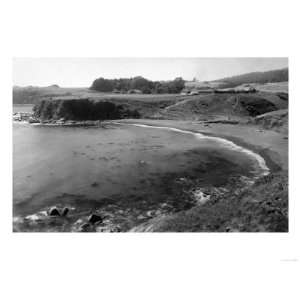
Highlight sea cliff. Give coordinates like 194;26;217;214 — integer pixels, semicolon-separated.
33;98;140;121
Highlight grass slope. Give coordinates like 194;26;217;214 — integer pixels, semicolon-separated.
213;68;288;88
13;86;289;134
132;171;288;232
159;93;280;120
254;109;288;134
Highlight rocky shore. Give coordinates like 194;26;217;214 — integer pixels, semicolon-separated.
115;119;288;232
13;173;255;232
13;97;142;127
13;116;110;128
13;111;288;232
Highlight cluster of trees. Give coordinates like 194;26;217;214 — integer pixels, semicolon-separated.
90;76;185;94
33;99;140;120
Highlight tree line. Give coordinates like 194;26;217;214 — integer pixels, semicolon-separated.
90;76;185;94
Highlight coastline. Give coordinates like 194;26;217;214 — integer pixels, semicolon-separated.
13;117;288;232
112;118;288;172
109;119;288;232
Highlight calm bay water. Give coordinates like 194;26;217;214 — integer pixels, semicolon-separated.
13;105;265;231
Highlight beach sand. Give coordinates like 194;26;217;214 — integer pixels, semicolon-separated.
113;119;288;232
115;119;288;171
13;119;288;232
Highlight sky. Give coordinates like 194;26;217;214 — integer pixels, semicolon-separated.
13;57;288;87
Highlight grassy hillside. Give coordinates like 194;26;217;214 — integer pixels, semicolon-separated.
214;68;288;88
158;93;285;120
13;84;289;131
13;86;182;104
254;109;288;134
13;86;88;104
250;82;288;93
13;86;185;118
131;171;288;232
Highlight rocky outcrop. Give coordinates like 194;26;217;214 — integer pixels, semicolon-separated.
33;98;140;121
48;206;70;217
87;213;103;224
48;207;61;216
61;207;69;216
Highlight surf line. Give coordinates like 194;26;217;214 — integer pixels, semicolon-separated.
111;122;270;177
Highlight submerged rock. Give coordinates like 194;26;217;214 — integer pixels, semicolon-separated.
191;189;211;205
146;210;155;217
96;224;121;232
80;223;92;232
62;207;69;217
160;203;172;210
88;213;103;224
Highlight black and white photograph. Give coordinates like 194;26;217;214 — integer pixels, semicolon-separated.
2;1;299;299
13;57;288;232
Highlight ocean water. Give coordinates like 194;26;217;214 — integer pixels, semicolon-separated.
13;105;268;231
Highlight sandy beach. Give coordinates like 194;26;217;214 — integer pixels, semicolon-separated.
110;119;288;232
13;118;283;232
115;119;288;171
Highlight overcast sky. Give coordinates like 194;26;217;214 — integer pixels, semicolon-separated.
13;57;288;87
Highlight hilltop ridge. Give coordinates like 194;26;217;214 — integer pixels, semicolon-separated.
212;67;288;88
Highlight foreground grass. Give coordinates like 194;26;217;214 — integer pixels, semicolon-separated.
133;171;288;232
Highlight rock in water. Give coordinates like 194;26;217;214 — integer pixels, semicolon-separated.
62;207;69;217
88;214;103;224
96;224;121;232
48;207;60;216
80;223;92;232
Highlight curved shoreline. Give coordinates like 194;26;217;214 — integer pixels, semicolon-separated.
111;121;270;178
13;119;287;232
117;121;288;232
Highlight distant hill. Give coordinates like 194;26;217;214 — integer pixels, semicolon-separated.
249;81;288;93
12;86;88;104
214;68;288;88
